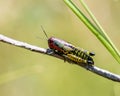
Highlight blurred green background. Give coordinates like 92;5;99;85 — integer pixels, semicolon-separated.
0;0;120;96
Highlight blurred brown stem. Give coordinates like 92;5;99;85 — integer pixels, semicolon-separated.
0;34;120;82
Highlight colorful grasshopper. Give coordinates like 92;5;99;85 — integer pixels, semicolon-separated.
41;26;95;65
48;37;95;65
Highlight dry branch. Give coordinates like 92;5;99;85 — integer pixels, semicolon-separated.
0;34;120;82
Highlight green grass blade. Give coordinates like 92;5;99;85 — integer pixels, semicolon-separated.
64;0;120;64
79;0;118;50
79;0;120;63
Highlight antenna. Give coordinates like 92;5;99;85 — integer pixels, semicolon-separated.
41;25;49;39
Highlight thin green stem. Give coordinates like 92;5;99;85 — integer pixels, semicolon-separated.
79;0;120;59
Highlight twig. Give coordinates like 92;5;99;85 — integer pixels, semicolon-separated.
0;34;120;82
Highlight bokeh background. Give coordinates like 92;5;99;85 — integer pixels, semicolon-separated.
0;0;120;96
